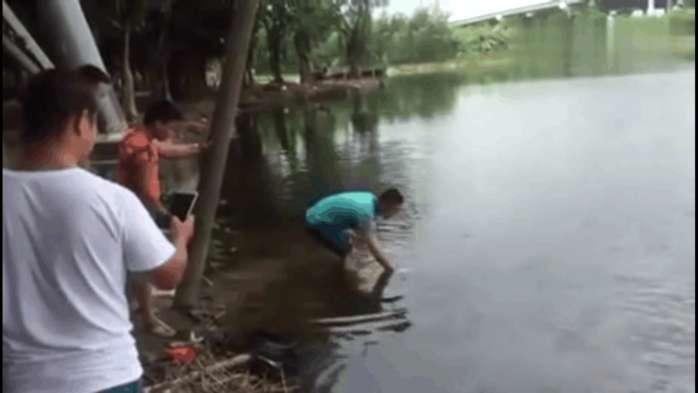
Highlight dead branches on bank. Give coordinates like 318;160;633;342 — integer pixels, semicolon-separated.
144;349;298;393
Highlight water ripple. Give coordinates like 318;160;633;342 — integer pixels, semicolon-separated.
612;273;695;392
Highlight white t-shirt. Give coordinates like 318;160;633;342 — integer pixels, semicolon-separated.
2;168;176;393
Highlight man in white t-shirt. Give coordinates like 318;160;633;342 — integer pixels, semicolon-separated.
2;66;194;393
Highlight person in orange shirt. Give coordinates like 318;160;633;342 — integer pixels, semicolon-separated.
118;100;206;337
118;101;205;222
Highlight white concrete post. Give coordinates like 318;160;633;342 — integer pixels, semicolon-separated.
37;0;127;135
606;12;615;71
2;1;53;69
3;34;41;74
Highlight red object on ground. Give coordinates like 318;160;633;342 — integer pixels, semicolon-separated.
165;346;197;365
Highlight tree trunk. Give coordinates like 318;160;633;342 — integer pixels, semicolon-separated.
174;0;260;309
266;27;284;83
244;68;254;88
294;32;313;84
345;5;370;79
151;55;173;101
161;59;172;100
347;32;361;78
122;22;138;122
244;20;260;88
154;0;174;100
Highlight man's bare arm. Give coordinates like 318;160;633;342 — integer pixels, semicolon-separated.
154;139;203;158
173;119;208;135
134;160;166;213
187;120;208;134
357;228;394;271
148;235;188;290
137;216;194;290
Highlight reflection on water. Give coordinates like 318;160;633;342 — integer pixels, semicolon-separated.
204;16;694;393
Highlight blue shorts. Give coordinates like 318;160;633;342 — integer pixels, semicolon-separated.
306;222;352;258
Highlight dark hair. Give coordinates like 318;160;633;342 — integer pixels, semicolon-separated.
144;100;184;126
20;65;110;144
379;188;404;205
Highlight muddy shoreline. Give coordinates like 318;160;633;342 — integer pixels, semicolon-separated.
176;77;385;119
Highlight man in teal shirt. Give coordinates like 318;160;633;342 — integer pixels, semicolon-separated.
305;188;404;270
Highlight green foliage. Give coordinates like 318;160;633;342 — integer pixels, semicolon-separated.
73;0;696;95
288;0;342;48
288;0;344;81
370;7;459;65
253;5;463;72
312;31;344;68
669;7;695;35
452;22;511;57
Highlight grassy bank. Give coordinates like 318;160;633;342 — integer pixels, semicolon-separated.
388;9;695;79
387;55;515;77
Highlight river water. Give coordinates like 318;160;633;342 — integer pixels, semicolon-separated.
196;16;696;393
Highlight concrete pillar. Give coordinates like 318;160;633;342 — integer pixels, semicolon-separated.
606;13;615;71
3;34;41;74
647;0;656;15
37;0;127;135
2;1;53;70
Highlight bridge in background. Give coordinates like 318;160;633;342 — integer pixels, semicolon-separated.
449;0;586;27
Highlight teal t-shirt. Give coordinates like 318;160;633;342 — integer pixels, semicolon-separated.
305;191;378;230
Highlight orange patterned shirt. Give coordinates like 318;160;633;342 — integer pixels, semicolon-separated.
117;125;161;205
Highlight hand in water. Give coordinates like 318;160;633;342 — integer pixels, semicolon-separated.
380;259;395;272
396;267;412;281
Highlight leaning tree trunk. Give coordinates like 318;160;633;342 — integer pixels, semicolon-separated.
173;0;260;309
122;22;138;122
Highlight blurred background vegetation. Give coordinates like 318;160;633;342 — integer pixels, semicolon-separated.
3;0;695;105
